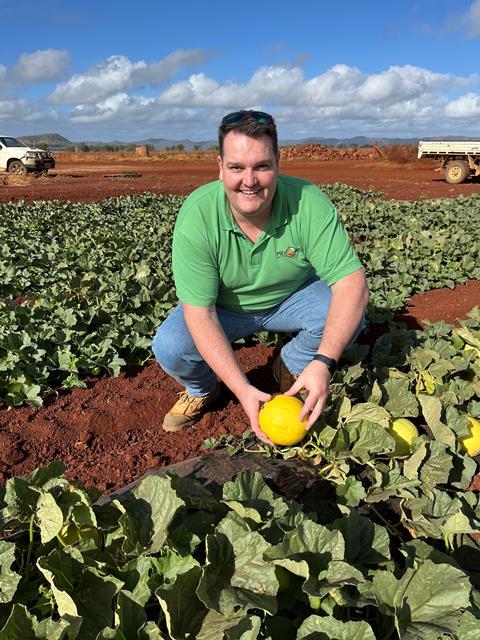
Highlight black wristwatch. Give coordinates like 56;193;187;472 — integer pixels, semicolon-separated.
312;354;338;375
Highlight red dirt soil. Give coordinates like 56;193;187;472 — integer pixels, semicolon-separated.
1;154;480;203
1;280;479;492
1;154;480;492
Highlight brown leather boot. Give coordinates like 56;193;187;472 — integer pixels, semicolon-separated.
272;355;298;393
272;355;308;400
163;384;222;432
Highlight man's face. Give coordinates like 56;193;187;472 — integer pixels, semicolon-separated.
217;131;279;223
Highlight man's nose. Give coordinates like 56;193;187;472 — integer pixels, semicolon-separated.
243;169;257;186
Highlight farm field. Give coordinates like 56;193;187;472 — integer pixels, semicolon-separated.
0;166;479;491
1;155;480;637
1;281;479;492
1;148;480;202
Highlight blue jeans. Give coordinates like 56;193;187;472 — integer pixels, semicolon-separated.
152;277;354;396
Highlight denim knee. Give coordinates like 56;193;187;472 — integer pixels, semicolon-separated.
151;323;184;373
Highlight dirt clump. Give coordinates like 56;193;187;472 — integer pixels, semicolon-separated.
0;173;32;187
280;144;368;161
135;145;150;158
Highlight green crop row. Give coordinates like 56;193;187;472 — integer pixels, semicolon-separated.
1;186;480;406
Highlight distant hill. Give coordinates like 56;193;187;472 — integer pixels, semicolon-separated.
107;138;217;151
18;133;73;150
17;132;480;151
281;135;480;147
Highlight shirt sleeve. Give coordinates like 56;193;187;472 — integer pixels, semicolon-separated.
172;225;219;306
302;188;363;285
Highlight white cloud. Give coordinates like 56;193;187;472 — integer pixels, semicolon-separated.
464;0;480;36
69;93;155;123
0;97;48;122
249;66;304;100
445;0;480;37
159;73;222;106
55;63;480;137
445;92;480;117
49;49;209;104
302;64;363;106
49;56;144;104
3;61;480;139
158;66;305;107
133;49;209;85
156;63;473;118
356;65;452;104
11;49;69;83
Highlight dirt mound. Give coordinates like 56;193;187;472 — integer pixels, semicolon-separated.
280;144;370;161
135;145;150;158
0;173;32;187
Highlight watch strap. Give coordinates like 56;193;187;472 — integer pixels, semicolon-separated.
312;354;337;375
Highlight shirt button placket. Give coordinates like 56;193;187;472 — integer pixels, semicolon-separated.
250;246;261;267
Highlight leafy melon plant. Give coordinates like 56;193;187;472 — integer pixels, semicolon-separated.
0;461;478;638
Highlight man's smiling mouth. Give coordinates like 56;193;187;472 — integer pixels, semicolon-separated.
238;189;261;196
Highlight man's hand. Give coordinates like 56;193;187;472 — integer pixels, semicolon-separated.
237;384;274;445
284;360;331;429
183;305;274;443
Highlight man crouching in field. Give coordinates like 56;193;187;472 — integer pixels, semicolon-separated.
152;110;368;443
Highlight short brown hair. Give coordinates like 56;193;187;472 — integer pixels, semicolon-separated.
218;110;278;158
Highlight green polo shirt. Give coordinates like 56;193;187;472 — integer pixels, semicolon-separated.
172;175;362;313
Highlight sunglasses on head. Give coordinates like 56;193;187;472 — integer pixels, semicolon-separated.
221;110;274;127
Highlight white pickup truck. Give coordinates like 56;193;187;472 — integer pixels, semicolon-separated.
0;135;55;175
417;140;480;184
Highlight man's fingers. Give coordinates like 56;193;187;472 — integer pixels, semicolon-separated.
299;395;326;428
283;378;304;397
250;406;274;445
305;402;325;430
298;392;318;421
252;423;274;445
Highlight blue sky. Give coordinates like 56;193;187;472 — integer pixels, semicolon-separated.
1;0;480;142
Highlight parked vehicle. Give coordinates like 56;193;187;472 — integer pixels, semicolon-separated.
417;140;480;184
0;136;55;175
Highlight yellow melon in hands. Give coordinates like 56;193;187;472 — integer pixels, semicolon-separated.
259;395;308;445
389;418;419;456
459;416;480;457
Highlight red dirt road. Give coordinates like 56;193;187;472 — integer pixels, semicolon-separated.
1;155;480;202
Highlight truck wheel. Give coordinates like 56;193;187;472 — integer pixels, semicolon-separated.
8;160;27;176
445;160;469;184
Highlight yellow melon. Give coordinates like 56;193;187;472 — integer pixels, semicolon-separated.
259;395;308;446
459;416;480;457
389;418;419;456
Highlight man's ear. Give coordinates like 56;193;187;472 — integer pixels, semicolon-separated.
217;154;224;180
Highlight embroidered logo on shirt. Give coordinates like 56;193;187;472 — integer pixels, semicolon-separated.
276;246;302;258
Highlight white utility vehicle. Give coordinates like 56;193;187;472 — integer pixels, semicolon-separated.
417;140;480;184
0;136;55;175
